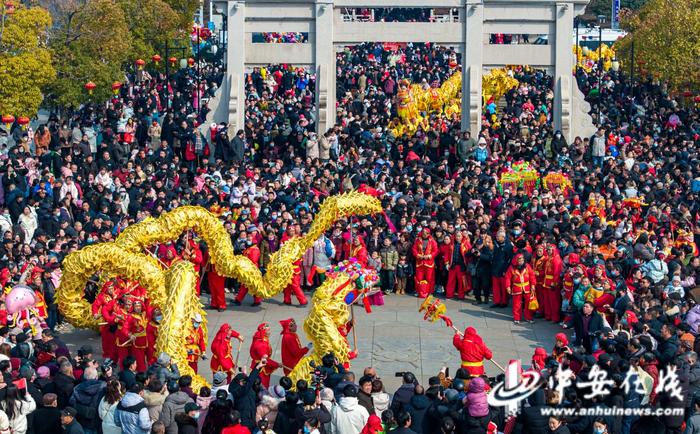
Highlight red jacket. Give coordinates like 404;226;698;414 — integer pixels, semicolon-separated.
249;330;280;375
244;245;260;266
211;324;240;373
505;260;536;295
186;326;206;363
280;319;309;375
412;236;438;268
453;327;492;375
543;253;563;288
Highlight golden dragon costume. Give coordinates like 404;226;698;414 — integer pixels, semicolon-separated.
57;191;383;391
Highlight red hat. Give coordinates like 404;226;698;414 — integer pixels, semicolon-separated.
279;318;295;334
567;253;581;265
555;333;569;346
421;228;431;235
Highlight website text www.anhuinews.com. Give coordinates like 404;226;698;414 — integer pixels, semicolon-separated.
540;407;685;418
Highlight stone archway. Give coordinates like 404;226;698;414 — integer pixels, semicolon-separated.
212;0;594;142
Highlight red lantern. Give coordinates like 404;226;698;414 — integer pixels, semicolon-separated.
84;81;96;95
694;96;700;103
637;60;646;65
151;54;161;65
1;114;14;130
111;81;122;95
187;58;195;67
168;56;177;67
135;58;146;70
683;91;693;98
4;1;14;15
17;116;30;129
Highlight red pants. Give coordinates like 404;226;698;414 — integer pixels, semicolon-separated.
492;276;508;305
283;273;307;305
100;326;117;361
543;287;562;322
209;272;227;309
132;347;147;372
189;360;199;373
236;286;262;304
512;293;534;321
415;266;435;298
535;285;546;315
446;268;468;298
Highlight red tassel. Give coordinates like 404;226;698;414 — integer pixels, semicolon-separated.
363;296;372;313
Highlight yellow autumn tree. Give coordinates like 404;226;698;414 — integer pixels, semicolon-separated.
0;2;56;118
615;0;700;91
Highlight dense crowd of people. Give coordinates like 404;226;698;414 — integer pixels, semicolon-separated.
0;26;697;434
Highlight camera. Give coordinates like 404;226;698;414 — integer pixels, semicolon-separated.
309;361;327;391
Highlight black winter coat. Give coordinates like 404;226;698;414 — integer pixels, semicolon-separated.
491;240;513;277
229;367;260;431
515;389;549;434
175;413;199;434
406;394;431;434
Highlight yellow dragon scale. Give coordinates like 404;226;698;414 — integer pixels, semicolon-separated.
56;192;383;386
288;274;356;385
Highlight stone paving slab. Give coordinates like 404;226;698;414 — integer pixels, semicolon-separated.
59;292;562;392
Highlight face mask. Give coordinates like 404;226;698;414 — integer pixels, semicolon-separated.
193;412;200;420
303;427;311;434
406;225;413;232
593;428;605;434
573;278;581;285
155;315;163;322
193;322;201;329
512;229;522;237
558;242;566;249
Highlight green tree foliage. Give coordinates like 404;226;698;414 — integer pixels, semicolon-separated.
47;0;132;108
615;0;700;91
116;0;182;61
0;3;56;118
163;0;200;29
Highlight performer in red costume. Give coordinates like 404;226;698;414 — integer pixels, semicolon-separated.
281;226;307;306
109;296;133;367
206;243;227;311
93;280;119;360
441;233;471;299
452;327;493;377
505;254;537;324
279;318;310;376
412;229;438;298
182;237;204;295
234;239;262;306
249;323;280;387
210;323;244;382
532;244;547;316
349;237;368;266
185;313;207;373
542;244;563;323
146;307;162;365
129;300;149;371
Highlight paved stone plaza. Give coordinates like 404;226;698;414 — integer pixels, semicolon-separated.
62;293;561;392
